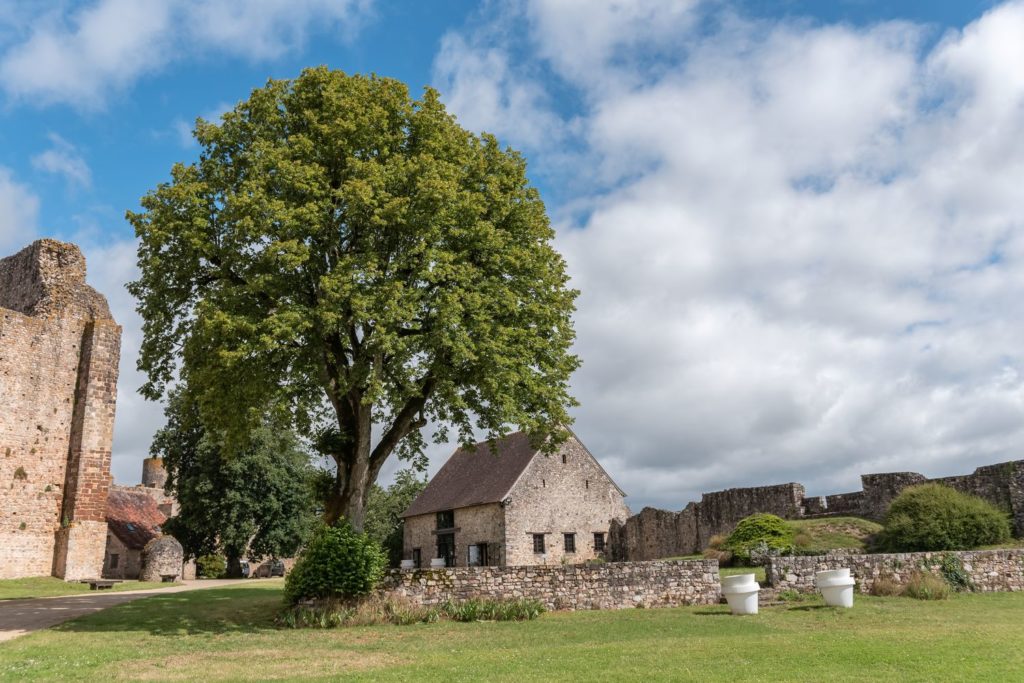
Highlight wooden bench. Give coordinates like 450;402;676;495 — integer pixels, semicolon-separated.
79;579;122;590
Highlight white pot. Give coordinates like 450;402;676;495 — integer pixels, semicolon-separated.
815;569;855;608
400;560;415;570
429;558;446;568
721;573;760;615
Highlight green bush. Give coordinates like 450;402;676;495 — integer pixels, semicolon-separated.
283;521;387;605
878;484;1011;552
901;571;950;600
196;554;227;578
725;514;795;564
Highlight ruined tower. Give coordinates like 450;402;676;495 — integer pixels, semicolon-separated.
0;239;121;580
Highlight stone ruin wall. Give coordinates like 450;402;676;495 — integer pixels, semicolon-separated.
380;559;721;611
611;461;1024;562
0;240;121;580
765;549;1024;594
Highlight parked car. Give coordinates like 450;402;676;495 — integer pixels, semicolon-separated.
268;559;285;577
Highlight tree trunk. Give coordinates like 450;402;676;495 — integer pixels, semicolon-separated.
225;553;243;579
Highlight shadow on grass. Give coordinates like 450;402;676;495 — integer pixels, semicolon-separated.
785;604;831;611
55;587;282;637
692;609;733;616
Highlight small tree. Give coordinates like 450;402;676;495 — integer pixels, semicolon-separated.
155;388;318;577
284;522;387;604
725;513;794;564
363;469;427;567
878;484;1011;552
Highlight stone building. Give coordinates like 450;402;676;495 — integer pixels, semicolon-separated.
0;239;121;580
401;431;629;568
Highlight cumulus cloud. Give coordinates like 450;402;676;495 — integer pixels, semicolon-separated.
0;167;39;252
0;0;372;109
32;133;92;188
433;1;1024;510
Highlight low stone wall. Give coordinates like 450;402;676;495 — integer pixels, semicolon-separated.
379;559;720;611
766;549;1024;593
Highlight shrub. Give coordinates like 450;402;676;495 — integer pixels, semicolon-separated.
707;534;728;550
725;514;794;564
702;548;733;566
901;571;950;600
196;554;227;578
277;596;544;628
938;553;973;592
283;521;387;605
878;484;1011;552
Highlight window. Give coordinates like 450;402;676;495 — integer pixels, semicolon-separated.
436;533;455;567
594;532;606;552
585;479;589;489
110;553;120;569
564;533;576;553
436;509;454;530
533;533;546;554
561;453;567;464
542;479;546;487
468;543;489;567
412;548;421;568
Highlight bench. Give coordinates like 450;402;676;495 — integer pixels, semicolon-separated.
80;579;122;590
160;574;178;583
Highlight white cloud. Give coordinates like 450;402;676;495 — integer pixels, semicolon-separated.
433;1;1024;509
0;166;39;252
0;0;373;109
32;133;92;188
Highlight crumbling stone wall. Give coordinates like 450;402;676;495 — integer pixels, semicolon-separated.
0;239;121;580
140;536;184;582
609;504;697;562
766;549;1024;594
380;559;720;610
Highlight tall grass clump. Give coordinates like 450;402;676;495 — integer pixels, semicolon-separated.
901;571;950;600
277;596;544;628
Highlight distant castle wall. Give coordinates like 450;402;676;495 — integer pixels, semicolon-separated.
0;240;121;580
610;460;1024;562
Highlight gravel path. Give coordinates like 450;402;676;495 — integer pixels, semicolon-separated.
0;579;253;643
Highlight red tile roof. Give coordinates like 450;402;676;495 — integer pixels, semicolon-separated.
106;488;167;550
400;432;540;518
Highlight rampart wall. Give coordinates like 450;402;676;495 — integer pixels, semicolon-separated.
0;240;121;580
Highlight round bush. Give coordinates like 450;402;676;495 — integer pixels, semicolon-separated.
284;521;388;605
196;553;227;578
878;484;1011;552
725;513;795;563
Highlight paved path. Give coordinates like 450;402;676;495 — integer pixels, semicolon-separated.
0;579;253;643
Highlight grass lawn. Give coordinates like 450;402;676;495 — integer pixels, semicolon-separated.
788;516;883;553
2;583;1023;681
0;577;180;601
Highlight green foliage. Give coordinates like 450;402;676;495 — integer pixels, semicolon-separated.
901;571;950;600
284;522;387;604
127;66;581;526
363;469;428;566
725;514;795;564
196;554;227;579
937;553;973;592
156;388;317;572
878;484;1011;552
788;517;882;554
277;595;544;628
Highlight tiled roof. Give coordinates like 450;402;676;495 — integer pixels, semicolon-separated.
400;432;540;518
106;487;167;550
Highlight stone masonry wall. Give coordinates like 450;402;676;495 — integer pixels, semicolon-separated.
766;549;1024;594
502;436;631;566
0;240;121;580
403;503;505;568
609;504;697;562
380;559;720;611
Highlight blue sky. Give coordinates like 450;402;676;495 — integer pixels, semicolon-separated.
2;1;1023;511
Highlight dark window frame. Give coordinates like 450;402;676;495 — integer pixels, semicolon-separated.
532;533;546;554
436;532;456;567
436;509;455;530
594;532;606;552
110;553;120;569
467;543;489;567
564;533;576;553
412;548;421;568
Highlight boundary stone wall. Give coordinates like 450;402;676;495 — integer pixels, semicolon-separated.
380;559;720;611
765;549;1024;594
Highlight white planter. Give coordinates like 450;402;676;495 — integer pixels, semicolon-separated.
400;560;415;570
815;568;855;608
429;558;446;568
721;573;760;615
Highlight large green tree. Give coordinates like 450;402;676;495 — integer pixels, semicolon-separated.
128;67;580;529
154;389;317;577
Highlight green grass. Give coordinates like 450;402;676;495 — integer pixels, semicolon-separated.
2;583;1024;681
789;516;883;553
720;565;766;583
0;577;179;601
